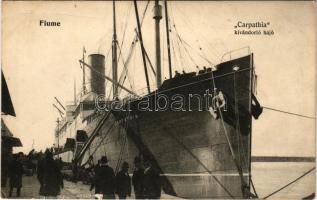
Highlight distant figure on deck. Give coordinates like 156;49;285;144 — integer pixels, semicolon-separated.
203;66;207;73
143;157;161;199
40;150;63;197
92;156;115;199
115;162;131;199
8;153;24;197
174;70;181;77
132;157;144;199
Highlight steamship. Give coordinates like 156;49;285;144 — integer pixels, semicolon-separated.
53;0;262;198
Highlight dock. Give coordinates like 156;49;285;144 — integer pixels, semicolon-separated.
1;175;180;199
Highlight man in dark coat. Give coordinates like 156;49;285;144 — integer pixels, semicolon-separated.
143;157;161;199
90;159;100;193
1;154;10;187
115;162;131;199
71;159;78;183
92;156;115;199
56;157;63;171
132;157;144;199
8;153;24;197
41;150;64;197
36;152;45;194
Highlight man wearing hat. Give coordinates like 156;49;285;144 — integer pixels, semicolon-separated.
142;157;161;199
40;150;64;197
115;162;131;199
132;157;144;199
93;156;115;199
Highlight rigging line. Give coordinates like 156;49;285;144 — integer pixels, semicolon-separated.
232;72;250;173
119;2;132;49
250;177;258;198
180;37;215;66
134;0;151;94
168;3;183;71
233;72;243;169
171;23;191;70
161;126;235;198
116;2;132;71
87;122;115;164
104;45;113;91
207;50;247;195
76;111;113;163
263;167;315;199
172;3;221;60
125;112;130;164
134;29;156;77
119;111;130;172
170;27;180;72
115;126;125;173
117;44;134;90
217;107;247;189
115;109;131;173
169;15;198;67
118;39;137;90
175;3;223;59
176;33;198;67
262;106;315;119
233;74;257;197
173;26;187;70
115;111;129;173
116;0;151;97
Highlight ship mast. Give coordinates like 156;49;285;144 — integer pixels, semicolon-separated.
112;0;118;98
134;0;151;94
82;47;87;95
154;0;162;88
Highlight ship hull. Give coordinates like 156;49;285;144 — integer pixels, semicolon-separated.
65;54;253;198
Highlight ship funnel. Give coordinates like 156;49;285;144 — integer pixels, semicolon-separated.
88;54;105;96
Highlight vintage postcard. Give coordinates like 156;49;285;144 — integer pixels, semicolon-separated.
1;1;316;199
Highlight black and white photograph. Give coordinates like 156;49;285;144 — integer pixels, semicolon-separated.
1;1;316;199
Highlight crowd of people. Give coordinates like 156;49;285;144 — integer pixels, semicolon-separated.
4;149;162;199
2;151;37;197
87;155;161;199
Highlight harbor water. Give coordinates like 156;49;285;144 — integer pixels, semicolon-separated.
251;162;315;199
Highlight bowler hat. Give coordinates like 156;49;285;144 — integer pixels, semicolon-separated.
100;156;108;163
134;156;141;164
122;161;129;169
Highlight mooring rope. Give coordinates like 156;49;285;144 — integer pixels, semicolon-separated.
263;106;315;120
263;167;315;199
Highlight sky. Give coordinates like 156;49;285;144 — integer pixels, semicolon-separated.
1;1;316;157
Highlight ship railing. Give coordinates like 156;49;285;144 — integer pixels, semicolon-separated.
220;46;251;63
